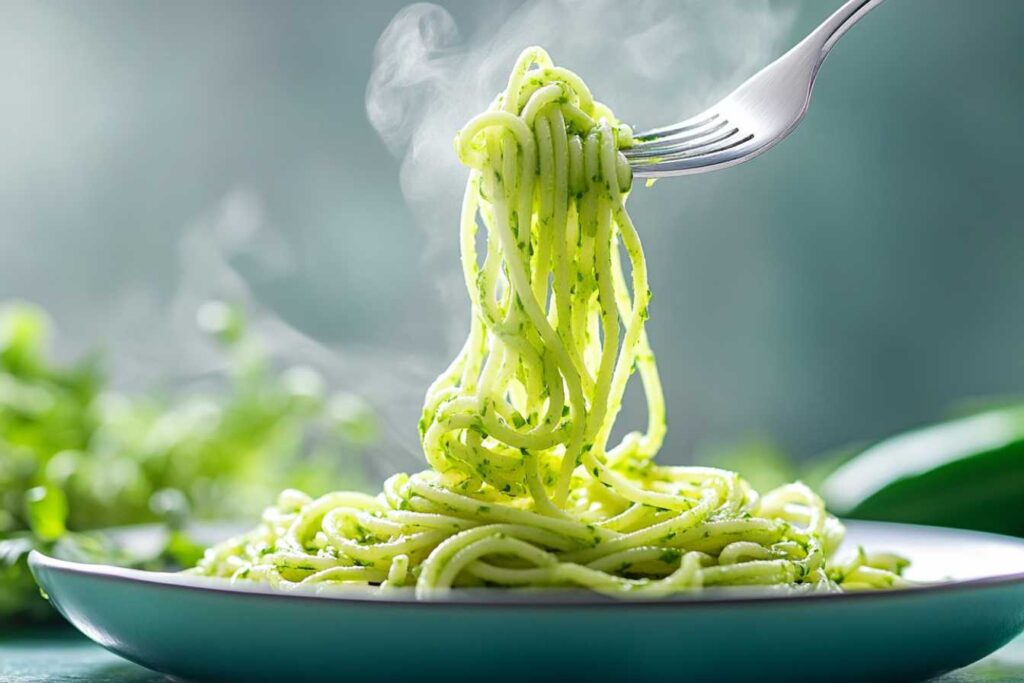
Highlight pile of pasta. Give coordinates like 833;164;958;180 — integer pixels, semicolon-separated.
192;48;908;597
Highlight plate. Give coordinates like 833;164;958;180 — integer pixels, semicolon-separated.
29;521;1024;683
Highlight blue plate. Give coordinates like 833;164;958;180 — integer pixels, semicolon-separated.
29;521;1024;683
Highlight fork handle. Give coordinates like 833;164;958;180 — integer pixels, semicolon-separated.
810;0;887;60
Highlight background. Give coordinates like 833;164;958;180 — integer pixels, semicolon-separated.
2;0;1022;474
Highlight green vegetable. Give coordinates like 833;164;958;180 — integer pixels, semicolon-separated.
24;486;67;542
0;300;376;620
821;406;1024;536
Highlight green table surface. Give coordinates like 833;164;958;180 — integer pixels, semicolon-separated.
2;626;1024;682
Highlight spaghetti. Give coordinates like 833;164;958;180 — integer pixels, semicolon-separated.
191;48;908;596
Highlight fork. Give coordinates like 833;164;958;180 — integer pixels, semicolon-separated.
625;0;886;178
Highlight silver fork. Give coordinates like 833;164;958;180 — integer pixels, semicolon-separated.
625;0;886;178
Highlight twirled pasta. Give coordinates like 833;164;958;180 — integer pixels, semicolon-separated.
191;48;908;597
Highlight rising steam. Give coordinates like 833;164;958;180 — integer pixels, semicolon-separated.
362;0;797;465
366;0;797;247
81;2;801;480
101;187;434;476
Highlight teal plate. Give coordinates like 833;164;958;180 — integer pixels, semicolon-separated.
29;521;1024;683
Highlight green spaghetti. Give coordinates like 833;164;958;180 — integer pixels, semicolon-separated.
191;48;908;596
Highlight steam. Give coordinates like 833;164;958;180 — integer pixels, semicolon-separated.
53;2;800;481
366;0;797;248
363;0;798;462
103;187;432;476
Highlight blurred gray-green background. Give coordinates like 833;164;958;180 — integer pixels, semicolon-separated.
2;0;1022;473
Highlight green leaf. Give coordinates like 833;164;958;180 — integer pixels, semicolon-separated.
0;303;51;375
24;486;68;542
821;405;1024;536
163;531;206;568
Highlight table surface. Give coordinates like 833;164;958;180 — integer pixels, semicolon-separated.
2;628;1024;682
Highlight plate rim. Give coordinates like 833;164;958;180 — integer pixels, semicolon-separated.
29;519;1024;610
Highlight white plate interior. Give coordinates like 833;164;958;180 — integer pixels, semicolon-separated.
842;522;1024;583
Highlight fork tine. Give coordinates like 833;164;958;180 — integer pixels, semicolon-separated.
624;0;887;178
626;116;730;152
632;110;720;142
655;132;754;162
629;133;757;177
624;124;741;159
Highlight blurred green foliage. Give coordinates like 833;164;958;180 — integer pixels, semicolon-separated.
697;437;797;492
0;301;377;620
